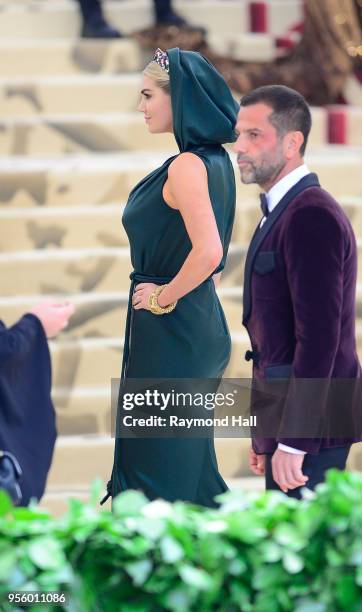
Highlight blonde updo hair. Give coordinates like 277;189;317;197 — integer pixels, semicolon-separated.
143;61;171;95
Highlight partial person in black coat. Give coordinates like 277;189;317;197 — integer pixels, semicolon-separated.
0;301;74;506
77;0;189;38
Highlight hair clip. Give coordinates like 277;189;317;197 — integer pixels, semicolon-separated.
153;48;170;73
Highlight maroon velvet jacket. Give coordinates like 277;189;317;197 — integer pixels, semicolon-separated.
243;173;362;454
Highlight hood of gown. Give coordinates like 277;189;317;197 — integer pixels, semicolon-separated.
167;47;239;152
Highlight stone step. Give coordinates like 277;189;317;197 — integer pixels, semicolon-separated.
50;336;124;392
0;108;332;155
47;328;253;391
4;254;362;327
0;241;244;296
0;113;176;156
49;332;254;437
2;226;362;297
45;435;256;493
0;0;303;39
52;386;113;436
0;35;278;82
47;313;362;392
39;476;266;517
0;204;129;252
0;152;168;208
2;283;362;382
0;291;129;340
0;77;330;127
43;433;362;501
0;74;142;116
0;247;132;296
53;317;362;437
0;1;249;40
1;196;362;253
0;39;144;77
1;149;361;209
40;476;265;517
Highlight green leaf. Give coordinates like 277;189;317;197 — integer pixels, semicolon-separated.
124;559;152;586
259;541;283;563
112;491;148;517
273;524;306;551
120;535;152;557
27;537;66;571
336;574;359;608
134;517;166;541
160;536;184;563
282;551;304;574
142;499;173;519
325;547;344;567
163;586;194;610
356;565;362;587
294;599;326;612
226;513;267;544
179;565;212;591
228;558;247;576
253;565;286;590
89;478;104;507
0;490;13;517
229;581;252;611
0;545;17;581
349;541;362;565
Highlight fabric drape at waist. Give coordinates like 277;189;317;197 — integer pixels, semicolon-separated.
121;271;214;379
121;272;175;379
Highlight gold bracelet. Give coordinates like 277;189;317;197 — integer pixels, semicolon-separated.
148;284;177;315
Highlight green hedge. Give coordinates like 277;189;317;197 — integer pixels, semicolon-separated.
0;470;362;611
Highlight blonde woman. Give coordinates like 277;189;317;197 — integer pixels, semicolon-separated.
102;48;238;508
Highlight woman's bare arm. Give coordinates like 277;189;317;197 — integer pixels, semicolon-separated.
157;152;222;307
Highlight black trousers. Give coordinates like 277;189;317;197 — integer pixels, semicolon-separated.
265;446;351;499
77;0;171;22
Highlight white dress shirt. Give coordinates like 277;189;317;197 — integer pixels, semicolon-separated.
260;164;311;455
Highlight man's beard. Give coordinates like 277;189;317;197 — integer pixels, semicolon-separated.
238;154;286;187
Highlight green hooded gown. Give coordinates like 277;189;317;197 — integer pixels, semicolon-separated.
105;48;239;508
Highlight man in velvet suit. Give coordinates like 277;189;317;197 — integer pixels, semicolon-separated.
234;85;361;498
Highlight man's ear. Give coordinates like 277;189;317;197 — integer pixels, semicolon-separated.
284;131;304;159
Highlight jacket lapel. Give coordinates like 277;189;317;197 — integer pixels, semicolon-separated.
242;173;320;324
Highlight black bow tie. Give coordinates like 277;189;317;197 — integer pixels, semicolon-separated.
260;193;269;218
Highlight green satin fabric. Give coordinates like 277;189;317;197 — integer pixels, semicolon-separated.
110;48;238;507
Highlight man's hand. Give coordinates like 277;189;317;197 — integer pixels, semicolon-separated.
30;300;75;338
249;447;265;475
271;448;309;493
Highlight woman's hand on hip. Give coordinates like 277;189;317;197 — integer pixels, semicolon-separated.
132;283;158;310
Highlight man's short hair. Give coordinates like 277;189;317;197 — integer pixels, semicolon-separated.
240;85;312;155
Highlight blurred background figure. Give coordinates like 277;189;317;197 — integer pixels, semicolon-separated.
136;0;362;106
77;0;190;38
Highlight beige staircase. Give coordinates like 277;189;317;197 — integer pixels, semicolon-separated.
1;0;361;516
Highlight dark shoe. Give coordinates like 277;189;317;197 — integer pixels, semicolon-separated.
156;10;206;34
81;17;123;39
156;10;188;27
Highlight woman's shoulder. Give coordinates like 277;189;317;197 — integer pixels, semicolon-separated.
168;152;208;184
169;151;206;170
